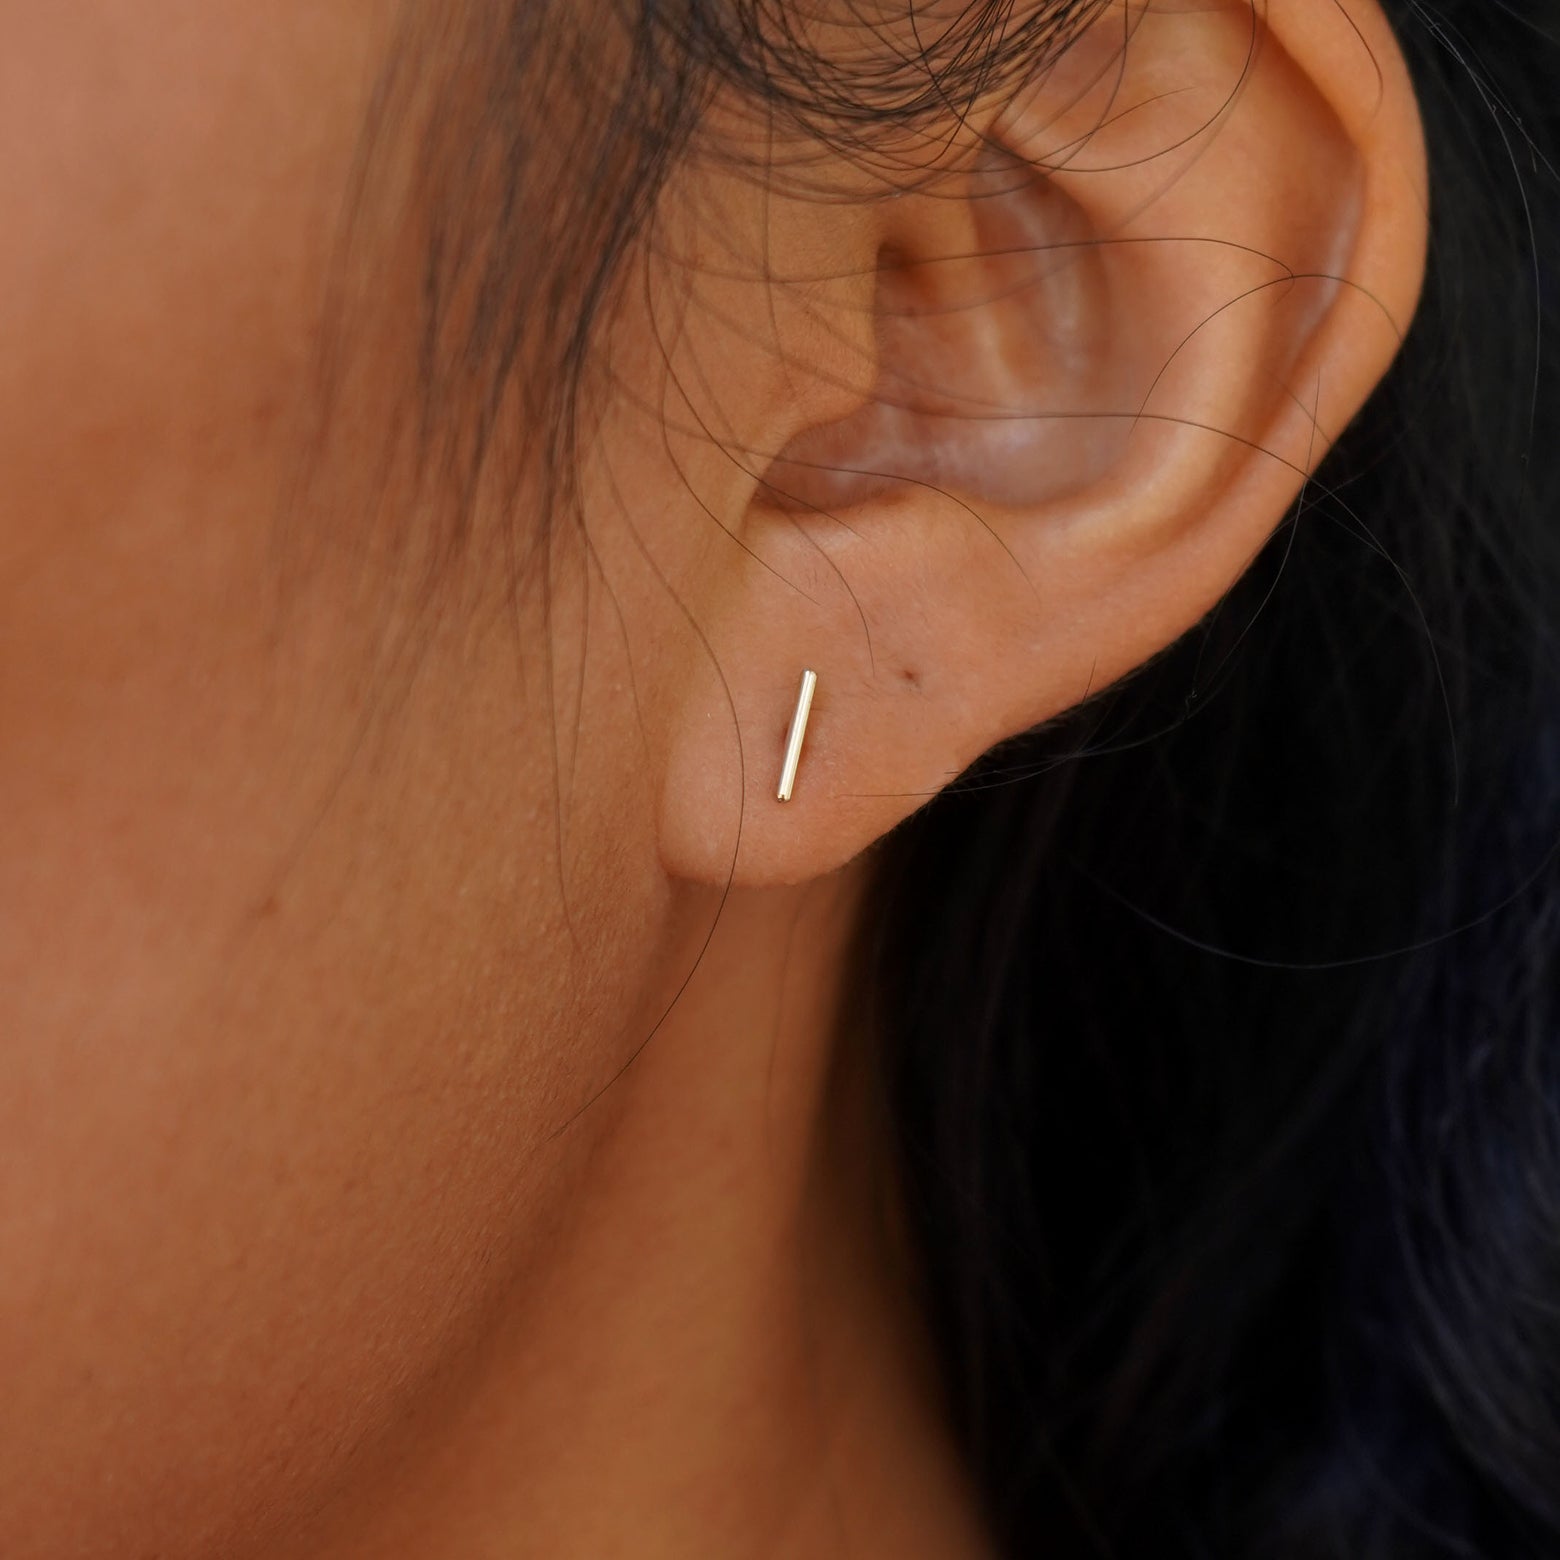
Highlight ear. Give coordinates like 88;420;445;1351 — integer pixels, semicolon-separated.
646;0;1428;887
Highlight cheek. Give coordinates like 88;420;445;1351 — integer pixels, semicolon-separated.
0;5;381;524
0;604;661;1560
0;6;668;1555
0;1;393;946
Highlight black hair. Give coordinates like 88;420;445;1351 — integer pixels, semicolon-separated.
406;2;1560;1553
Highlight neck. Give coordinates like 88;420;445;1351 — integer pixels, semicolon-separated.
276;865;994;1560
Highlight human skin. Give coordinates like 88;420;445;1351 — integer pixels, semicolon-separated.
0;3;1425;1556
0;8;980;1555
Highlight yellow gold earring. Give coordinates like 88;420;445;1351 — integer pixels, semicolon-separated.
776;670;817;802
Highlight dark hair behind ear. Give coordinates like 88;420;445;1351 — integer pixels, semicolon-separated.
867;2;1560;1554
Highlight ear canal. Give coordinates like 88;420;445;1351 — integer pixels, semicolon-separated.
761;153;1127;514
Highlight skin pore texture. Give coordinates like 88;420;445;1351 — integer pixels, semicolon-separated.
0;3;1426;1558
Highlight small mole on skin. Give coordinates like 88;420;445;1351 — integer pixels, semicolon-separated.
899;667;922;689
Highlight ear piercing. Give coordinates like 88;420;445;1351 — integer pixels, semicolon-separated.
776;669;818;803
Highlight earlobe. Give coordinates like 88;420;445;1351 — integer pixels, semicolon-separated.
651;0;1427;891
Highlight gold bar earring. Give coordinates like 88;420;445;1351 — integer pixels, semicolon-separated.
776;669;817;803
